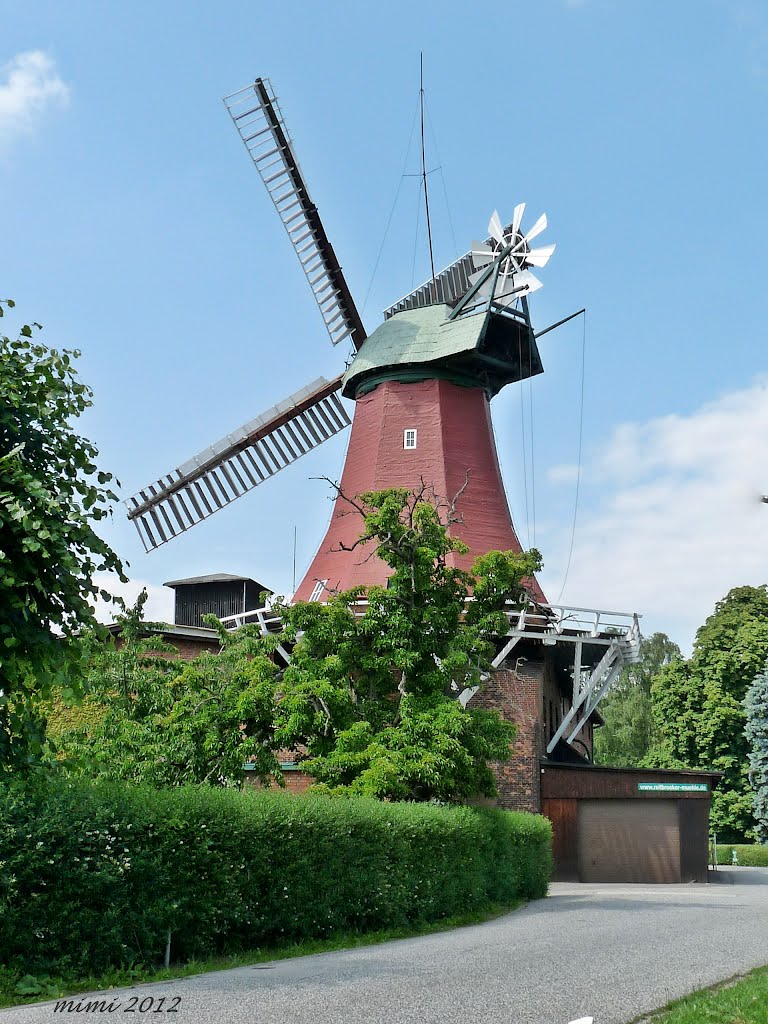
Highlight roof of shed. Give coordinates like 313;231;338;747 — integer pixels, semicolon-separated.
164;573;265;588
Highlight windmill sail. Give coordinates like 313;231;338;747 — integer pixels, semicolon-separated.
126;377;350;552
224;78;366;351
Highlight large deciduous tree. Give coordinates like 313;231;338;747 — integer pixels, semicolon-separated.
647;587;768;841
0;303;124;768
269;484;542;801
745;660;768;844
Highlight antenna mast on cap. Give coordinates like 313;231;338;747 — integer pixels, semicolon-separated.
419;53;437;303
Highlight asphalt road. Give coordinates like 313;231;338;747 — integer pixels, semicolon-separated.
6;868;768;1024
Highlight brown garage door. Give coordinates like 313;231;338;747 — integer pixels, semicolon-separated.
578;800;681;883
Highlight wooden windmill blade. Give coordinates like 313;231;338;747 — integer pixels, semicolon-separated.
223;78;367;351
125;377;350;552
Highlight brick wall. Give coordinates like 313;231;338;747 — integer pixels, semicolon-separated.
472;660;544;813
113;633;221;661
471;649;596;814
159;636;221;660
243;770;312;795
281;771;313;794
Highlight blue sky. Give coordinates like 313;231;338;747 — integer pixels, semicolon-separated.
3;0;767;649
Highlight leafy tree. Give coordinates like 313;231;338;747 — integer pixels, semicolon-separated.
52;592;281;787
648;587;768;841
0;302;124;768
744;660;768;843
594;632;681;767
269;484;542;801
55;485;540;802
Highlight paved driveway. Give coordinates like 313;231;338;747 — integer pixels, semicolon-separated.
5;868;768;1024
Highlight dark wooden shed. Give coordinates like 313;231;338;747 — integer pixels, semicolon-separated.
541;762;722;884
164;573;271;629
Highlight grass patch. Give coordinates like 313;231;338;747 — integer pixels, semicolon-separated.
641;964;768;1023
0;900;523;1010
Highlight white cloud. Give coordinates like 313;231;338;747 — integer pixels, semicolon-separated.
92;573;175;626
548;463;581;484
542;379;768;650
0;50;70;151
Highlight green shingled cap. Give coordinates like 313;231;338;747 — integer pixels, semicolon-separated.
342;303;543;399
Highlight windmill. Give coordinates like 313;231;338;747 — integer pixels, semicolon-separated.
126;76;561;603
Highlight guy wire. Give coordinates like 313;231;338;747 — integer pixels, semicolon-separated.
361;98;420;314
556;310;587;603
518;327;531;548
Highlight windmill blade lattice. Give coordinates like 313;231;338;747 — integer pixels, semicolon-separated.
470;205;556;307
126;377;350;551
224;79;366;350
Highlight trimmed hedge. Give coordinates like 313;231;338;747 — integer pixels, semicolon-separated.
0;780;551;976
716;843;768;866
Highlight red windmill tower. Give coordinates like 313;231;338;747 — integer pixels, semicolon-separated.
127;78;558;606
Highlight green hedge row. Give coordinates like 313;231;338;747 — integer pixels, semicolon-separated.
716;844;768;866
0;780;551;976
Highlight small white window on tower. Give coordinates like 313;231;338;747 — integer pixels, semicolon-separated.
403;429;417;450
309;579;328;603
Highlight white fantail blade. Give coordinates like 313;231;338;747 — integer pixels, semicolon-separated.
525;242;556;267
467;268;494;298
512;202;526;236
515;269;544;293
488;210;505;245
524;212;548;243
470;241;494;268
495;270;543;306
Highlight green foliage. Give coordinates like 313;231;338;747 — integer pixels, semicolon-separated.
53;593;281;787
270;485;542;801
0;778;552;978
648;587;768;841
715;844;768;866
45;692;106;740
12;974;61;999
744;660;768;843
594;632;681;767
0;301;124;768
53;485;540;801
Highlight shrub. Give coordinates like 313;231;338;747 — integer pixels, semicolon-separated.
0;779;551;977
716;843;768;867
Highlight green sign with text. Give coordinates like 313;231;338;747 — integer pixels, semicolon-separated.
637;782;708;793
